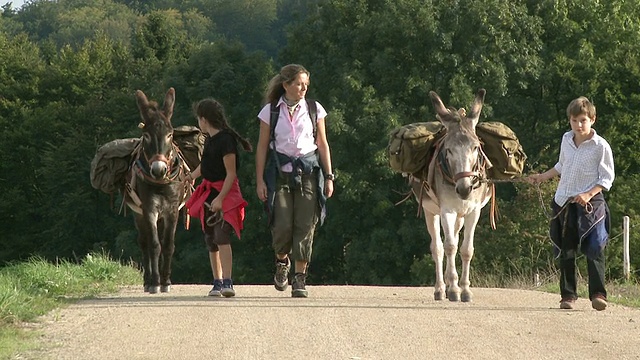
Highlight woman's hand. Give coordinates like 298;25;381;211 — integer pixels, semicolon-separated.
208;197;223;212
325;179;334;198
183;173;195;186
256;180;268;202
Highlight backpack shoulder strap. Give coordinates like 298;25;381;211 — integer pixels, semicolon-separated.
269;101;279;143
306;98;317;143
271;99;318;144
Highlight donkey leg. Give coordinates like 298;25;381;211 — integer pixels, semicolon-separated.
159;216;178;293
442;214;463;302
134;216;153;293
148;243;161;294
143;221;162;294
137;235;151;293
425;213;445;300
459;210;481;302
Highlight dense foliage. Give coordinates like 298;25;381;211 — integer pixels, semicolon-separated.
1;0;639;286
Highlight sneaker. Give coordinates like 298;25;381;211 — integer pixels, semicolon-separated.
208;279;222;297
591;293;607;311
221;278;235;298
291;272;308;298
559;297;576;309
274;258;291;291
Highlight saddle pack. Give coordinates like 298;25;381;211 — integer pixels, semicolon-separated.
475;121;527;180
90;125;205;195
387;122;446;175
387;121;527;180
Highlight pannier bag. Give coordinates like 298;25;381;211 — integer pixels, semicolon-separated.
173;125;205;172
90;138;140;194
475;122;527;180
387;121;526;180
91;126;205;195
387;122;445;174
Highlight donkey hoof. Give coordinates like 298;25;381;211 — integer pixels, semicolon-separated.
161;285;171;293
143;285;150;293
461;290;473;302
448;291;461;302
434;291;445;301
148;286;160;294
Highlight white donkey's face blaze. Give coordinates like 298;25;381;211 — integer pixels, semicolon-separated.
442;125;482;199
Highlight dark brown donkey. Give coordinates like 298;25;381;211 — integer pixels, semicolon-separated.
126;88;189;294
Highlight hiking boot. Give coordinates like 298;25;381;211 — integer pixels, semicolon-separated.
591;293;607;311
559;297;576;309
208;279;222;297
291;272;308;298
221;278;235;298
274;258;291;291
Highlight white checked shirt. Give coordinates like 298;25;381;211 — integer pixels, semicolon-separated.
553;129;615;206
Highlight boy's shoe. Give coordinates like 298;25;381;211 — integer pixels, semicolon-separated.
274;258;291;291
559;297;576;309
221;278;235;298
591;293;607;311
208;279;223;297
291;272;308;298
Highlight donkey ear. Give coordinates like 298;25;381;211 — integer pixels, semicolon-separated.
466;88;486;120
135;90;150;122
163;87;176;120
429;91;448;118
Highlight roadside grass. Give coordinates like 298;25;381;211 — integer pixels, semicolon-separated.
0;253;140;360
473;269;640;308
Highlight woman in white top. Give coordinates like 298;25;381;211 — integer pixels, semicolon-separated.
255;64;334;298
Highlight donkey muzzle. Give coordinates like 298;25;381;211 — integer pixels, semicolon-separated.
149;154;169;179
454;171;479;199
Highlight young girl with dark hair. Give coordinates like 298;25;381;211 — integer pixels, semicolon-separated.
185;98;252;297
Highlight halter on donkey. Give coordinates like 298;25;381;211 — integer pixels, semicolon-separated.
125;88;191;294
411;89;493;302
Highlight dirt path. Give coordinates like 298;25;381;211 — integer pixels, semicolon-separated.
17;285;640;360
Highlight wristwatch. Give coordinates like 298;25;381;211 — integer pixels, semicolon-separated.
325;173;335;181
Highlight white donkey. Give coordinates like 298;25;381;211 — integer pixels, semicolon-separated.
411;89;493;302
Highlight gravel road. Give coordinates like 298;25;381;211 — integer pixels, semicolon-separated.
17;285;640;360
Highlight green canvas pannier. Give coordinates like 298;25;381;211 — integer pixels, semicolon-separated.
90;126;205;195
387;122;445;174
476;122;527;180
173;125;205;172
387;121;526;180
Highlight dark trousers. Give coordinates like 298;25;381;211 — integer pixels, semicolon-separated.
555;202;607;300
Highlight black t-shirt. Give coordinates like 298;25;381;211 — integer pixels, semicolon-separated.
201;130;239;199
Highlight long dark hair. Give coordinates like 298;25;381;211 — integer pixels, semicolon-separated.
193;98;253;152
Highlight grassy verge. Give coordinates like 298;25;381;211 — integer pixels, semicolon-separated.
474;269;640;308
0;253;140;359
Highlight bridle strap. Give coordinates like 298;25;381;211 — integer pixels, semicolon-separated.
134;143;183;184
453;171;480;182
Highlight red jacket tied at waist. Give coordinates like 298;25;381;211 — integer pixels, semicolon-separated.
185;178;247;239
